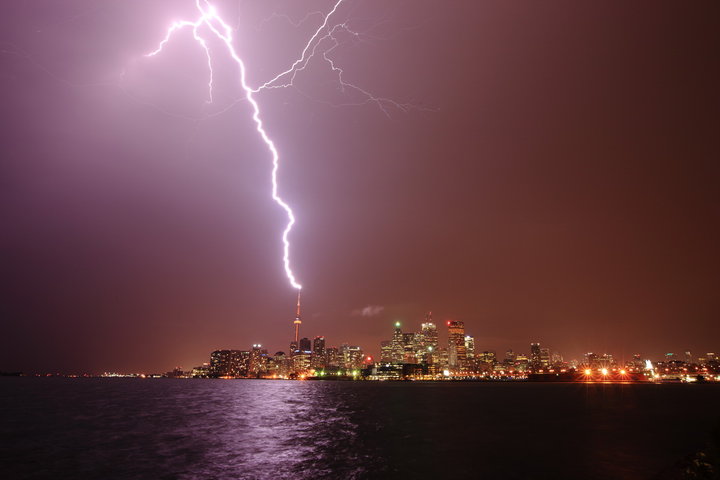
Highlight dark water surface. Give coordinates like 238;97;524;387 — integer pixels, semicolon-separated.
2;378;720;479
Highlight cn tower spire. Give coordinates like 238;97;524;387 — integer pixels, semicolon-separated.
293;290;302;345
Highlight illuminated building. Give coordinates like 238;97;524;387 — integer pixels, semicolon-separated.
390;322;404;363
420;317;438;362
340;344;364;369
530;343;541;369
447;320;466;368
299;337;311;353
515;354;529;371
584;352;598;368
311;336;326;369
412;332;425;362
266;352;286;376
293;351;311;372
438;346;450;369
326;347;340;367
540;347;551;368
380;340;393;363
249;344;268;376
403;333;417;363
465;335;475;361
191;363;211;378
551;351;563;366
475;351;495;374
210;350;249;377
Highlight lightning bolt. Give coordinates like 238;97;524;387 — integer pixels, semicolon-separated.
145;0;413;290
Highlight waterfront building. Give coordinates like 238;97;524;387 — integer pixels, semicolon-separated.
326;347;340;367
465;335;475;361
191;363;211;378
380;340;393;363
210;350;249;377
403;332;417;363
540;347;551;369
391;322;405;363
249;344;268;377
311;336;326;369
530;343;541;369
419;317;438;363
340;344;364;369
447;320;466;368
299;337;311;353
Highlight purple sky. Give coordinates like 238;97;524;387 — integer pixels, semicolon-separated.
1;0;719;373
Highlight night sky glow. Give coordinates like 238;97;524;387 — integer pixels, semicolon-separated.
1;0;719;373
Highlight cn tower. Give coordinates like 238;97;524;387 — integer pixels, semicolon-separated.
293;290;302;347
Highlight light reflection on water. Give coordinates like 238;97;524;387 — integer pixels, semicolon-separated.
184;381;366;478
2;378;720;479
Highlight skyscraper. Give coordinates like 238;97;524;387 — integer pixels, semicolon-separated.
447;320;466;368
249;344;268;377
403;332;417;363
311;336;326;369
380;340;393;363
465;335;475;360
530;343;541;369
420;315;438;364
539;347;551;368
390;322;404;363
326;346;340;367
340;344;364;370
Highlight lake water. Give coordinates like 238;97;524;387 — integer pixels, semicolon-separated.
2;378;719;479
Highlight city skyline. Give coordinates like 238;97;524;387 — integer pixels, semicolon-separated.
8;303;717;377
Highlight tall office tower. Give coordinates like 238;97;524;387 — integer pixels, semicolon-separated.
684;351;693;364
447;320;466;367
326;346;340;367
291;290;302;355
380;340;393;363
249;344;261;376
402;332;417;363
420;317;438;363
413;332;426;362
438;346;450;369
248;344;268;377
505;349;516;363
390;322;405;363
632;353;644;369
465;335;475;360
341;344;364;370
540;347;551;368
299;337;311;353
266;352;283;376
530;343;541;369
551;351;563;366
311;336;326;369
515;354;529;371
293;351;311;373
